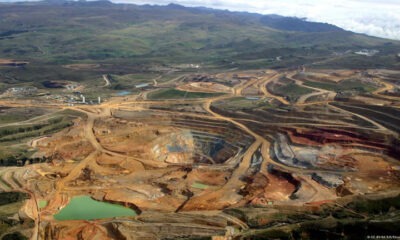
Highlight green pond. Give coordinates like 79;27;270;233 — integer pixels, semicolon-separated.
54;195;137;220
38;200;48;209
191;182;209;190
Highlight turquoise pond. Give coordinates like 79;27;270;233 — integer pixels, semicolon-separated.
54;196;137;220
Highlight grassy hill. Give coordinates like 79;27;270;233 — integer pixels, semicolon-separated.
0;0;399;91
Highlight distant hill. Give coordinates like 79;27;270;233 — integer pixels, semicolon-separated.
0;1;398;70
260;15;343;32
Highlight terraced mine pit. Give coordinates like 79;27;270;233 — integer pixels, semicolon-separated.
95;110;253;166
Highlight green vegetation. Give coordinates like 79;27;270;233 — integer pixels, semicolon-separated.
0;109;84;166
0;147;46;167
148;88;222;100
273;82;314;102
54;196;137;220
0;202;25;222
332;103;400;133
0;117;73;143
304;79;377;92
240;218;400;240
348;194;400;214
0;192;31;237
0;1;397;98
0;109;83;143
0;192;29;206
0;108;53;125
228;193;400;239
2;232;28;240
214;97;273;110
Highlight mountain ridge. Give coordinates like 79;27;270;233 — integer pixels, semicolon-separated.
0;0;398;70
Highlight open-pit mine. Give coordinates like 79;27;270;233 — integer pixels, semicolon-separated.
0;68;400;239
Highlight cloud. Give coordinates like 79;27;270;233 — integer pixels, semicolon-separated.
112;0;400;40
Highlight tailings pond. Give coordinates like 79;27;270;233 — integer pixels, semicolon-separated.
54;195;137;220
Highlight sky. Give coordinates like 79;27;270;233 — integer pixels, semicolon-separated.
111;0;400;40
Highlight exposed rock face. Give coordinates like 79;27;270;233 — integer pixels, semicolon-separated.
93;113;252;166
150;130;195;164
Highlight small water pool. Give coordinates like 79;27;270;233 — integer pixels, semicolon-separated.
38;200;48;209
116;91;132;96
192;182;209;189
